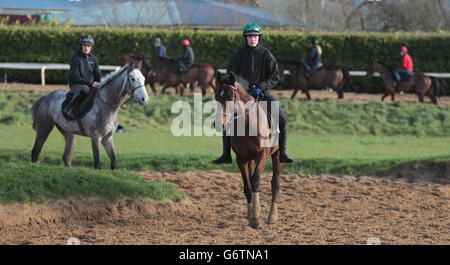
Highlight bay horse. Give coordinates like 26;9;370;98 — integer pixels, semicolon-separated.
148;56;216;96
366;60;438;104
278;59;351;100
120;53;157;96
31;63;149;169
215;72;282;229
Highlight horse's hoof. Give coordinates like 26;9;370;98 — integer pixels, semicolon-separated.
267;216;278;224
250;218;262;229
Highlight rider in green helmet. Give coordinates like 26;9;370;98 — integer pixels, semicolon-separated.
212;23;295;164
242;22;263;37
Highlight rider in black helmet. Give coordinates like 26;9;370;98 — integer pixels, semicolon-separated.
303;37;322;78
63;35;102;118
212;23;294;164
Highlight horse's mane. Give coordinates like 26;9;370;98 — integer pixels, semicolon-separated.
375;60;395;79
99;65;128;87
375;60;394;72
234;81;251;102
153;56;175;63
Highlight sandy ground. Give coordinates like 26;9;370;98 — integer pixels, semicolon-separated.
0;165;448;245
1;82;449;105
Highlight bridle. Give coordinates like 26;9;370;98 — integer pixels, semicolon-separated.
219;84;260;126
96;67;145;111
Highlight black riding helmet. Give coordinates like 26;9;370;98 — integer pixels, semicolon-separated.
308;37;318;45
79;35;95;53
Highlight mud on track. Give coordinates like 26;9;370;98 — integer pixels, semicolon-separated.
1;82;449;105
0;167;448;245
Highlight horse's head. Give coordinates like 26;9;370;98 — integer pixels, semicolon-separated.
127;64;149;105
215;71;240;126
366;60;377;79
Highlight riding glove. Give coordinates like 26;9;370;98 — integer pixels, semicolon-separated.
248;87;262;97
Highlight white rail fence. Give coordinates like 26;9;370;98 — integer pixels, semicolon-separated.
0;63;119;85
1;62;449;86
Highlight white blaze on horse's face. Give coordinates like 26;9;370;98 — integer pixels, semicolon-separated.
129;69;149;105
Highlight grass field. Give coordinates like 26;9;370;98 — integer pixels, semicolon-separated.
0;92;450;174
0;91;449;203
0;162;184;204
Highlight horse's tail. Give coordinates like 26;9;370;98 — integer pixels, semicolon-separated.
31;96;48;131
430;76;441;98
341;67;353;90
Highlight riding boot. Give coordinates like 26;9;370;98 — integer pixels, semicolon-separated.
212;134;232;164
395;81;400;92
63;92;82;118
279;122;294;163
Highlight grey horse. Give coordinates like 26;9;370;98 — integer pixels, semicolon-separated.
31;63;149;169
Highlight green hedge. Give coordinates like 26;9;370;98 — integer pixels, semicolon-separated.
0;26;449;94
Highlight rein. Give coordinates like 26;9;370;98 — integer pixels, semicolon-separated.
223;85;260;125
96;67;143;111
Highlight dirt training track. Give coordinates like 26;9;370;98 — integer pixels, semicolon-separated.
0;166;448;245
1;83;449;105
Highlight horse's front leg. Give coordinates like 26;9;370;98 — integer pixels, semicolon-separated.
391;92;396;101
237;157;252;224
268;150;282;224
62;133;75;168
381;92;390;101
249;151;270;229
102;133;117;170
90;135;102;169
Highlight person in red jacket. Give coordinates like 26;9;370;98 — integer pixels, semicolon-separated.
393;46;413;90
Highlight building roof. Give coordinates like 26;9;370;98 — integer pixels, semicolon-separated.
0;0;302;26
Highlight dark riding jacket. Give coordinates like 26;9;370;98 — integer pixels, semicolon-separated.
227;44;280;95
176;46;195;72
227;44;286;124
305;45;321;69
182;46;194;66
69;50;102;88
155;45;167;57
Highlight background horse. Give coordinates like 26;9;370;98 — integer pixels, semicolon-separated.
120;53;157;96
148;56;216;96
366;60;438;104
278;59;351;100
215;72;282;229
31;63;149;169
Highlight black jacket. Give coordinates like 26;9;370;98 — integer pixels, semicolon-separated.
69;50;102;88
182;46;194;65
305;45;321;68
227;44;280;93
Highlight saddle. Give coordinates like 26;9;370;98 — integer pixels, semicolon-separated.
175;58;190;73
399;72;413;83
62;87;97;121
301;62;322;78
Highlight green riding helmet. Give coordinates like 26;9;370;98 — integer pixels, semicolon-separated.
243;23;263;37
